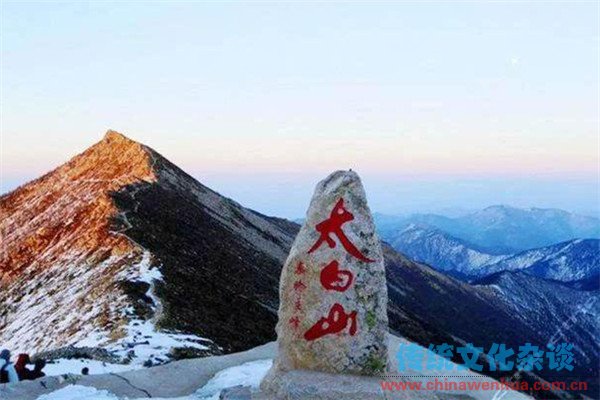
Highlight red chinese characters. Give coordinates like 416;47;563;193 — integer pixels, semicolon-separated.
293;280;307;292
289;262;306;330
289;316;300;329
320;260;353;292
303;197;371;342
308;198;375;263
304;303;357;341
295;262;306;275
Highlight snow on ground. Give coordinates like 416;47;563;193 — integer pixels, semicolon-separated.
110;253;212;367
2;250;212;372
35;359;273;400
109;318;210;367
195;359;272;400
36;385;193;400
0;251;132;355
43;359;134;377
9;253;214;379
76;252;213;369
37;386;120;400
36;385;194;400
486;284;505;295
3;252;214;378
33;337;532;400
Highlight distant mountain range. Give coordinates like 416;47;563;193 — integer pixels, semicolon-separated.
383;224;599;287
385;224;507;280
478;238;599;283
377;207;600;287
1;131;597;398
384;246;599;398
376;205;600;254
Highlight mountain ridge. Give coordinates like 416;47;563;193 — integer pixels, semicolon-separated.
0;130;295;362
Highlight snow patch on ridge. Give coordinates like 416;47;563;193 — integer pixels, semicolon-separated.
81;252;213;369
1;250;213;376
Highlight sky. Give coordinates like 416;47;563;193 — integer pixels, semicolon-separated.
1;1;598;218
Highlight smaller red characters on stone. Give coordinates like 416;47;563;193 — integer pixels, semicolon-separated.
304;303;358;341
294;299;303;312
307;198;374;263
289;316;300;329
295;262;306;275
320;260;354;292
293;280;307;292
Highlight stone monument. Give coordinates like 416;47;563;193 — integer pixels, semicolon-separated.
261;169;389;396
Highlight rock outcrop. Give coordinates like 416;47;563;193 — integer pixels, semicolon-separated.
263;170;388;388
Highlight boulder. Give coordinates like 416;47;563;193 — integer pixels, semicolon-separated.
263;170;389;383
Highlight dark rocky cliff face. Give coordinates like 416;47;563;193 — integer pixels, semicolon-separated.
107;140;298;353
111;181;288;352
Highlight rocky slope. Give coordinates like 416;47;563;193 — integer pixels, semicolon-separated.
0;130;296;363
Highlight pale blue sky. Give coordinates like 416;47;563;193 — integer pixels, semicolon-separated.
2;1;598;218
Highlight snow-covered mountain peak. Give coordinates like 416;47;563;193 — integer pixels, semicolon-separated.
0;130;297;364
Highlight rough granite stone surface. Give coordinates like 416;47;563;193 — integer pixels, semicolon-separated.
264;170;389;381
219;385;253;399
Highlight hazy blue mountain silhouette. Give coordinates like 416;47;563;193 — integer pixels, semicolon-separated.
376;205;599;254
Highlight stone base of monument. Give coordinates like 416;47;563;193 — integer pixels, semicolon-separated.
257;368;387;400
224;334;531;400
